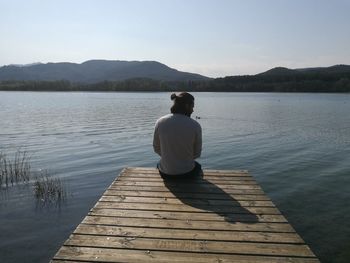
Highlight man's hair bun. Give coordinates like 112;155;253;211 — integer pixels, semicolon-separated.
170;93;177;100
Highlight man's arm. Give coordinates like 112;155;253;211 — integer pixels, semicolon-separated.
193;125;202;159
153;124;161;156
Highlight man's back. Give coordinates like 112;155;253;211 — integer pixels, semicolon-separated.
153;113;202;175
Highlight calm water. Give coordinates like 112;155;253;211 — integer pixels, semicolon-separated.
1;91;350;263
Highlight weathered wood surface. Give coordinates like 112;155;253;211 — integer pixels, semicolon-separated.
52;167;319;262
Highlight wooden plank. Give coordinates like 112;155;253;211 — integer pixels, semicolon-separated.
121;175;256;181
121;172;251;178
118;174;256;179
52;168;319;262
126;167;249;174
108;185;266;194
89;208;288;223
94;201;281;214
104;189;271;200
82;215;295;233
117;177;259;184
120;172;251;178
74;224;304;244
111;181;262;188
53;246;319;263
99;195;275;207
66;233;310;254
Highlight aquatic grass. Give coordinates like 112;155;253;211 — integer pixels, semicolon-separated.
1;150;69;207
33;171;67;205
0;150;31;189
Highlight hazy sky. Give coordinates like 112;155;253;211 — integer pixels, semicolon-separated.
1;0;349;77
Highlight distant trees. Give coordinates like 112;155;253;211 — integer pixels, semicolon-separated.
0;80;73;91
1;72;350;92
201;71;350;92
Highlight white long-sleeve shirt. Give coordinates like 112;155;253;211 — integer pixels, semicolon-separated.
153;113;202;175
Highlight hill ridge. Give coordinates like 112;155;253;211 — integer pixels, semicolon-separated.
0;60;210;83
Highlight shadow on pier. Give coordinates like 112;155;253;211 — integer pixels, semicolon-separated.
162;174;259;224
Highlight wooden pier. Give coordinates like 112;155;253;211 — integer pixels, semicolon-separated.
51;167;319;262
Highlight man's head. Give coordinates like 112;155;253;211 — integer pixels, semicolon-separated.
170;92;195;117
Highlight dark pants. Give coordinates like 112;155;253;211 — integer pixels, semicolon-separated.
157;161;203;180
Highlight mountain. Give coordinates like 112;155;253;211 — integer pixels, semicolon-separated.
258;67;299;76
295;64;350;74
0;60;210;83
258;65;350;76
209;64;350;92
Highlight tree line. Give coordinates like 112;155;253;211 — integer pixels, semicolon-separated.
1;72;350;92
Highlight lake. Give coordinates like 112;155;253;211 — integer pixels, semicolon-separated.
1;91;350;263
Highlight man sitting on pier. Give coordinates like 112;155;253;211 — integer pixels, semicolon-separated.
153;92;202;179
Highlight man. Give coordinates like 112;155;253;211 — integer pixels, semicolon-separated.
153;92;202;178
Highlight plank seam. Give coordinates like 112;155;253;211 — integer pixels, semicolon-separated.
79;222;297;234
91;207;281;215
60;244;316;259
97;200;276;207
73;231;306;244
88;212;287;223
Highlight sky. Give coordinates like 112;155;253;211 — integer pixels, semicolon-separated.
0;0;349;77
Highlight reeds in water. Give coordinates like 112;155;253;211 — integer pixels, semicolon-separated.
0;151;31;189
33;171;67;205
1;150;68;207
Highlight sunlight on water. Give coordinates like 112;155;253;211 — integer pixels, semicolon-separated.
1;91;350;263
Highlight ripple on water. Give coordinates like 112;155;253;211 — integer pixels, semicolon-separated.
0;92;350;263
